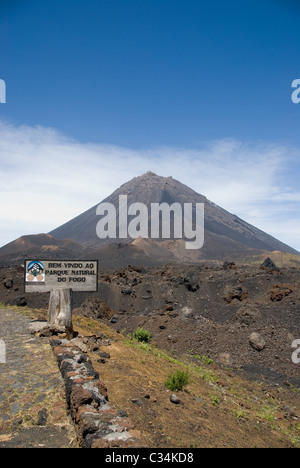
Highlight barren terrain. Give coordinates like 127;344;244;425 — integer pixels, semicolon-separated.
0;259;299;448
1;260;299;386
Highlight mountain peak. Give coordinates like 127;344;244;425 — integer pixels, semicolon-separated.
140;172;174;181
47;173;299;259
1;173;298;268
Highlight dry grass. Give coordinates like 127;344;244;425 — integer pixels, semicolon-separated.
74;315;300;448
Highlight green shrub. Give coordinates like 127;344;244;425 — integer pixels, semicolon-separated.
133;327;152;343
165;370;190;392
212;395;220;407
193;354;214;365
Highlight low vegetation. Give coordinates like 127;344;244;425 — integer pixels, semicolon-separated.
132;327;152;343
165;370;190;392
3;310;298;449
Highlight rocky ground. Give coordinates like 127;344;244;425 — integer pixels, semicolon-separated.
0;305;299;448
0;261;299;387
72;315;300;448
82;262;300;387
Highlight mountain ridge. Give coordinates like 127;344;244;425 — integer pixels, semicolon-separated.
49;171;299;255
0;172;298;266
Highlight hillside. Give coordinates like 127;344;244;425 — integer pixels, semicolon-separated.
0;234;84;267
1;261;299;386
73;314;300;448
50;172;299;258
1;305;298;448
1;172;299;268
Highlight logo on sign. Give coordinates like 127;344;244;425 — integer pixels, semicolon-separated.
26;261;45;283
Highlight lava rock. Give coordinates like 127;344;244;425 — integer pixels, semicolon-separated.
170;394;181;405
236;306;262;326
12;296;27;307
270;284;293;302
223;261;237;271
37;408;48;426
3;279;13;289
131;398;143;406
224;286;248;304
261;258;280;272
249;332;266;351
70;385;94;412
183;274;199;293
218;353;233;367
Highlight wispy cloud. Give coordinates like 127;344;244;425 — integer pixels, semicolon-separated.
1;120;300;250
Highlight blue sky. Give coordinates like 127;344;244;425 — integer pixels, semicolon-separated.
1;0;300;250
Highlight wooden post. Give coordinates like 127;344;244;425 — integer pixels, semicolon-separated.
48;289;74;339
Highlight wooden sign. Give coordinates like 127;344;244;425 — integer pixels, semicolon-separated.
25;260;98;293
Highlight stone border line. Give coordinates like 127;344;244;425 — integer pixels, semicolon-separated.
49;336;146;448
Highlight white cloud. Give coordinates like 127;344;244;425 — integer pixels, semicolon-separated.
0;121;300;251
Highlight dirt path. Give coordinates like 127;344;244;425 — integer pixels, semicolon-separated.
0;309;77;448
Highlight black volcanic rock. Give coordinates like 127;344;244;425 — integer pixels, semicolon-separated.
261;257;280;271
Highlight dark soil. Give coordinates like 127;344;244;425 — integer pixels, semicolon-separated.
0;426;72;448
1;262;299;386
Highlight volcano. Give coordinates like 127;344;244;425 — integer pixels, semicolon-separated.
0;172;299;267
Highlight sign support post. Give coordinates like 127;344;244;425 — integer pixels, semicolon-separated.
48;288;73;339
